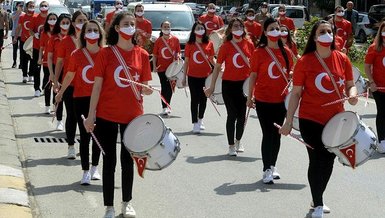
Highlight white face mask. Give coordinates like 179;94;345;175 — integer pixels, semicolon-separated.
76;23;83;30
40;6;48;12
208;9;216;13
280;31;288;36
246;16;255;21
267;29;281;37
48;19;56;25
120;26;136;35
279;11;286;16
261;8;267;13
336;12;344;17
115;4;123;9
232;30;243;36
85;32;99;40
28;8;34;12
135;12;144;17
195;29;205;36
318;33;333;43
382;32;385;36
162;29;171;35
60;24;70;30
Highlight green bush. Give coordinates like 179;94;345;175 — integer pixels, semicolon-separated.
296;16;321;54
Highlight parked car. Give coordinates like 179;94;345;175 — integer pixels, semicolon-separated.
271;5;309;29
355;13;378;42
368;4;385;23
184;2;205;21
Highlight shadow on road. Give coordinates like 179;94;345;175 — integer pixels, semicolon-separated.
214;180;307;195
174;131;223;137
7;95;35;101
22;157;81;167
12;112;52;118
15;130;66;139
185;155;259;164
28;181;103;196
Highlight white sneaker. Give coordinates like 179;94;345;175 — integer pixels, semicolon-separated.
192;123;200;134
310;202;331;213
122;201;136;218
22;77;28;83
80;171;91;185
45;106;51;114
104;207;115;218
377;140;385;154
166;107;171;114
56;121;64;131
263;169;274;184
271;166;280;179
198;119;205;130
311;206;324;218
34;90;41;97
235;140;244;152
228;145;237;156
90;166;101;180
29;76;34;82
67;146;76;159
161;108;168;116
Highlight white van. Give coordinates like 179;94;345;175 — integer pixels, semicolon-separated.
271;5;310;29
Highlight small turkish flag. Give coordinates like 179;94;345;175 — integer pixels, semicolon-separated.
132;155;147;178
170;80;176;93
340;144;356;169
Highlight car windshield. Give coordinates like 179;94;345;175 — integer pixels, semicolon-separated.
145;11;194;31
285;9;303;18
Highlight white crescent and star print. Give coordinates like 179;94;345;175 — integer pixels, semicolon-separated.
113;66;140;88
314;72;344;94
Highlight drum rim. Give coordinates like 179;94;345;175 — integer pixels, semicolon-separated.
165;60;184;78
205;72;223;94
23;36;33;50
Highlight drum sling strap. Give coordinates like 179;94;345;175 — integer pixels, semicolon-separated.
195;42;212;70
265;47;289;84
161;37;177;92
230;40;250;68
314;51;342;99
82;48;94;67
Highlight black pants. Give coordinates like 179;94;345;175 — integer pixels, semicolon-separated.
299;118;335;207
31;48;41;91
74;97;101;170
53;66;63;120
19;40;33;77
0;30;3;57
63;86;77;146
42;66;51;106
188;76;207;123
373;91;385;142
12;36;20;63
222;80;247;145
95;118;134;206
157;72;173;109
255;100;286;171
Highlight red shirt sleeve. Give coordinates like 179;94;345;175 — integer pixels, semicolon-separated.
250;49;260;74
140;49;152;82
365;44;375;64
216;42;226;64
56;40;65;59
185;43;191;59
93;48;108;78
292;57;306;86
67;50;77;73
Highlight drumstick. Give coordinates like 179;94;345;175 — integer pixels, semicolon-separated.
365;88;369;107
1;42;13;50
274;123;314;149
321;93;368;107
43;80;54;90
244;107;251;129
203;87;221;117
281;80;291;96
51;102;58;123
184;87;188;98
81;115;105;155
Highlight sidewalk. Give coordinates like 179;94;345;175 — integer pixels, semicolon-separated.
0;56;33;218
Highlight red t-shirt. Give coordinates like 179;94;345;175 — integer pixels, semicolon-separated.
293;50;353;125
31;13;46;50
278;17;295;31
286;41;298;57
251;47;294;103
217;39;254;81
67;48;99;97
335;19;352;46
136;18;152;47
335;35;344;51
40;31;52;67
245;20;262;41
365;43;385;92
46;34;64;67
185;41;214;78
18;13;35;42
153;35;181;72
93;46;152;124
198;14;224;35
57;35;77;80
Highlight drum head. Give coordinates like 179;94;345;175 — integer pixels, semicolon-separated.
352;66;361;83
322;111;360;147
23;36;33;51
205;71;223;94
209;32;223;55
123;114;166;153
165;60;184;78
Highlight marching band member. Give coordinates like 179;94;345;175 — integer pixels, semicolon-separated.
279;20;357;218
54;10;88;159
152;21;181;115
0;3;8;62
183;22;215;133
205;18;254;156
247;18;293;184
38;12;57;114
276;5;296;35
84;12;153;218
11;2;24;68
364;21;385;153
104;0;123;33
324;15;346;53
47;13;71;131
334;6;353;52
244;8;262;47
280;24;300;60
198;3;224;36
134;4;152;49
55;20;103;185
255;2;271;26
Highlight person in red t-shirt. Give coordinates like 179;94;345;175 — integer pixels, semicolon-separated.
183;22;215;133
247;18;293;185
204;18;254;156
277;5;296;35
334;6;353;51
47;13;71;131
55;20;103;185
280;25;300;60
13;0;35;83
38;12;57;114
280;20;357;218
364;21;385;153
198;3;224;36
325;15;347;54
84;12;152;218
134;4;152;51
244;8;262;47
152;21;181;115
104;0;123;33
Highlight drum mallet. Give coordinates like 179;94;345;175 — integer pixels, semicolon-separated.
274;123;314;149
81;115;105;156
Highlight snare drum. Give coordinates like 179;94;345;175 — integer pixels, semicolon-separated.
209;31;224;55
23;36;33;57
322;111;377;168
352;66;366;94
284;91;300;131
166;60;186;88
123;114;181;170
243;77;250;97
205;71;224;105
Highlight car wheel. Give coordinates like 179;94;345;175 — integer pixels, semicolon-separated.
358;30;367;42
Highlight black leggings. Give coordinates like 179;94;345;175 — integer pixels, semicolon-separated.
188;76;207;123
42;66;51;107
372;91;385;142
94;118;134;206
53;66;63;120
222;80;247;145
157;72;173;109
63;86;77;146
74;97;101;170
31;48;41;91
255;100;286;171
19;40;33;77
299;118;335;207
12;36;20;63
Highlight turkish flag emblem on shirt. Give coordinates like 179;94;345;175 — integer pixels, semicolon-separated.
132;155;148;178
340;144;356;169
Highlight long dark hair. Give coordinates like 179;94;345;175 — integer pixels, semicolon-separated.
68;10;88;36
280;24;295;49
43;13;57;33
374;21;385;52
225;17;247;41
159;20;170;37
257;17;290;73
106;12;137;45
187;21;209;44
79;20;105;48
52;13;71;35
303;20;336;55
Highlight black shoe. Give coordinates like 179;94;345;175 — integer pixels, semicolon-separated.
12;62;16;68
